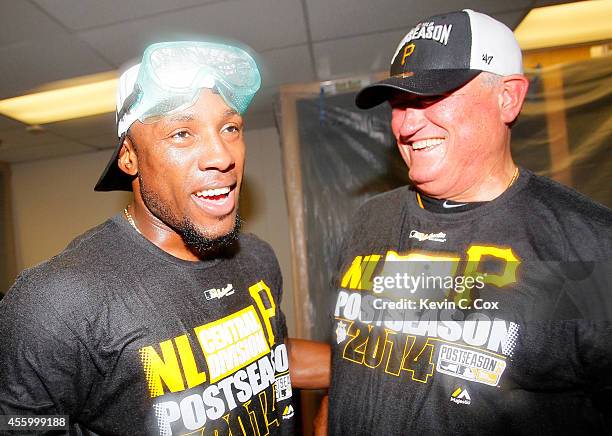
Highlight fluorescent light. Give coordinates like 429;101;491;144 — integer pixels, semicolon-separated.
515;1;612;51
0;72;117;125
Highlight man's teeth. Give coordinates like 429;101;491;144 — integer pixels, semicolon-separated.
195;187;231;198
411;138;444;150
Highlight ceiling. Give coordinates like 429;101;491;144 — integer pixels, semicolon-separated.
0;0;575;163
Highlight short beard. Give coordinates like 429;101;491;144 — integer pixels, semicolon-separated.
179;214;241;257
138;173;241;258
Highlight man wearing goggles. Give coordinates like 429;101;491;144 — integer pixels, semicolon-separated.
0;40;329;435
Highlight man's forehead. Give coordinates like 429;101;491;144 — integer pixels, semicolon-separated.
129;101;240;142
163;107;238;123
140;91;239;127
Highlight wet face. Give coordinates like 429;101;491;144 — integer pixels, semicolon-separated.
128;89;245;251
389;74;507;198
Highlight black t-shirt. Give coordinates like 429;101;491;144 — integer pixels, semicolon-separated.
329;169;612;435
0;214;295;436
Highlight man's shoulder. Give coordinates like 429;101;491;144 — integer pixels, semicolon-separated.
520;171;611;258
232;233;283;293
34;217;119;273
237;232;275;256
338;186;410;256
6;218;121;303
362;185;411;207
524;172;612;226
351;186;410;226
235;233;280;270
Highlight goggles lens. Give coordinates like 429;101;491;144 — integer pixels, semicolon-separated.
148;44;259;90
126;41;261;126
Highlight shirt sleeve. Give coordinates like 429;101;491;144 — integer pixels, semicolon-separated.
0;273;97;417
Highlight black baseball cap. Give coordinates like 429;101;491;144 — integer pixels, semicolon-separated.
355;9;523;109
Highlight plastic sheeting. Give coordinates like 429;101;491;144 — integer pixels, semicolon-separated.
0;163;16;295
278;56;611;341
514;57;612;204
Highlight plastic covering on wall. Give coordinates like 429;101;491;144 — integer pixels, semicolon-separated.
0;163;16;296
277;56;611;341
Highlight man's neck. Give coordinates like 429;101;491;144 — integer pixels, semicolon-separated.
418;157;518;203
125;201;202;262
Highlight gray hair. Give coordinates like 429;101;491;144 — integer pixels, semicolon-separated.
479;71;503;88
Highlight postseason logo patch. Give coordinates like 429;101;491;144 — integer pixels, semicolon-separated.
437;344;506;386
275;374;292;401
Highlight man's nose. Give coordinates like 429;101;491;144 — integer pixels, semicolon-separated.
198;134;234;171
395;107;427;138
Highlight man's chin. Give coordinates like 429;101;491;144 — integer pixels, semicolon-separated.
180;214;242;258
409;172;447;195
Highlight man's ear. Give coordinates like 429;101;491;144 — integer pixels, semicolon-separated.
499;75;529;124
117;135;138;176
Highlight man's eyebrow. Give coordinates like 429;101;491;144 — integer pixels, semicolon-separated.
224;108;239;118
166;114;195;123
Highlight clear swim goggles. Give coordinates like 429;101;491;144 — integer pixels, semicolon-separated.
117;41;261;135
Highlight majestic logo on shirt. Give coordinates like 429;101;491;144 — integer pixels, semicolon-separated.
282;405;295;420
409;230;447;243
204;283;235;300
450;387;471;405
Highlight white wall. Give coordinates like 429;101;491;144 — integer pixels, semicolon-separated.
11;150;132;270
243;127;295;334
10;127;296;334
